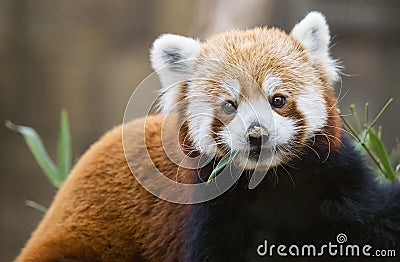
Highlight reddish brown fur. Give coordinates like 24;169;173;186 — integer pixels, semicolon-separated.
321;88;342;149
195;28;316;99
16;26;342;261
188;27;340;159
16;115;190;261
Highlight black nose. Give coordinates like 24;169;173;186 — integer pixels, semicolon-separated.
247;122;269;147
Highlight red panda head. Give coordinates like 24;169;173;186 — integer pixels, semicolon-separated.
150;12;342;171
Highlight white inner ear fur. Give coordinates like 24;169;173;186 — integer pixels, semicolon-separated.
150;34;201;113
291;11;340;84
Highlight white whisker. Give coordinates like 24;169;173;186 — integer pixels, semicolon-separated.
281;165;296;189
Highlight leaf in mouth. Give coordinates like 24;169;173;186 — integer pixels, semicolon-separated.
207;152;236;183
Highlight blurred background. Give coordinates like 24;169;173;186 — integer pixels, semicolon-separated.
1;0;399;260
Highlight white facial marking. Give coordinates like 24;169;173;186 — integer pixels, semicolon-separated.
221;78;240;100
262;75;282;96
270;111;298;146
186;84;216;156
297;86;327;136
219;98;297;170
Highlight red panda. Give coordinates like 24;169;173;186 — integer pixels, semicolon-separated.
16;12;400;261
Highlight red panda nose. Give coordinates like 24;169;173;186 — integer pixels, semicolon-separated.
247;123;269;147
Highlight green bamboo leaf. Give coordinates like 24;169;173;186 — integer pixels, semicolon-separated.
368;98;394;129
25;200;48;213
354;130;368;156
364;102;369;128
57;110;71;180
377;126;382;140
396;138;400;164
367;129;396;181
354;141;367;156
207;152;236;183
5;120;61;187
350;104;362;133
342;99;398;182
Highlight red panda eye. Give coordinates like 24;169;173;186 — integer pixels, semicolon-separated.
222;101;237;114
271;95;286;108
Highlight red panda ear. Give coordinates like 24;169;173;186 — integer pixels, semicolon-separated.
150;34;201;113
291;11;340;84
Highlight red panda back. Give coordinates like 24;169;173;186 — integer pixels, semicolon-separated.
16;114;188;261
